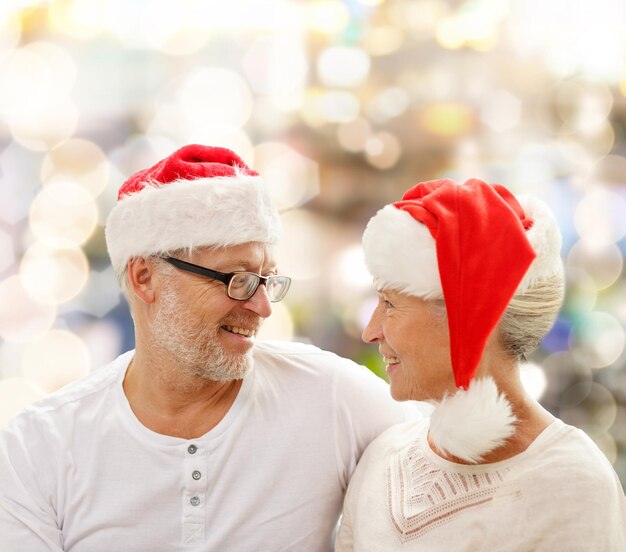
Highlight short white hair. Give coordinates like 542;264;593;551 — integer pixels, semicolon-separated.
117;247;196;300
498;273;565;360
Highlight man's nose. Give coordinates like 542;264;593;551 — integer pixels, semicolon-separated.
243;284;272;319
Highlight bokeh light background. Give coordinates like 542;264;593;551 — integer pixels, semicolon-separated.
0;0;625;488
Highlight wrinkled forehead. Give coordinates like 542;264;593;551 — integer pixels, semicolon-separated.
194;242;278;271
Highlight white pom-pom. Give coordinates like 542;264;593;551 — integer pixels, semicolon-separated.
429;377;517;464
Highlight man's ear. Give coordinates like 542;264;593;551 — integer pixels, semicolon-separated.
127;257;158;304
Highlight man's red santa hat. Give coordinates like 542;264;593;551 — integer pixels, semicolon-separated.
105;144;281;274
362;178;563;462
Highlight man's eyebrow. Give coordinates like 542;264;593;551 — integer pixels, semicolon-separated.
228;259;252;269
222;259;278;273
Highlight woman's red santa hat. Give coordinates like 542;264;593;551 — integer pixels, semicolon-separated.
362;178;563;463
105;144;281;275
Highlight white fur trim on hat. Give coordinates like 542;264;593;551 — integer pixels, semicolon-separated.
429;377;517;463
362;205;442;298
515;195;563;294
362;196;563;299
105;174;281;273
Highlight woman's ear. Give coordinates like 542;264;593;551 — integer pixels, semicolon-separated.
127;257;158;304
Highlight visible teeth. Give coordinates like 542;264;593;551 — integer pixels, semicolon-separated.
383;356;399;365
224;326;256;337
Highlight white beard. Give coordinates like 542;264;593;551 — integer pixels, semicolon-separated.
150;287;252;381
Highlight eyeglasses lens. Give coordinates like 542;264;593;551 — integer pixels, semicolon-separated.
227;273;291;302
228;273;260;300
267;276;291;302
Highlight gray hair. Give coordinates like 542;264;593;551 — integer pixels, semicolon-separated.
116;247;197;299
498;273;565;360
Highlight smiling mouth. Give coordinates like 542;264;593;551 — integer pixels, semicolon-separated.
222;325;257;338
383;356;399;366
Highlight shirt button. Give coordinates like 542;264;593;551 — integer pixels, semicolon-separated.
192;470;201;480
187;444;197;454
190;496;200;506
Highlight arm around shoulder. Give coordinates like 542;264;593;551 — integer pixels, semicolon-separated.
0;414;64;551
335;357;414;439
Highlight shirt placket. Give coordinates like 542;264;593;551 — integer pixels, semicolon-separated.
182;443;208;545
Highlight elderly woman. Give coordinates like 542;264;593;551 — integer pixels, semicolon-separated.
336;179;626;551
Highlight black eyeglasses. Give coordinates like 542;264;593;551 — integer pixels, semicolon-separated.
162;257;291;302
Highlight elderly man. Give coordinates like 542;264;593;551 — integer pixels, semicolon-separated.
0;145;407;551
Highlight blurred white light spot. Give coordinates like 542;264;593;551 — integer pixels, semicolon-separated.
80;319;125;366
10;96;78;151
574;188;626;247
300;89;325;127
388;0;444;34
0;276;56;342
0;42;77;151
520;362;547;400
337;117;372;152
277;210;325;280
436;9;499;51
20;244;89;305
0;42;76;120
41;139;111;199
153;26;209;57
21;329;90;393
589;155;626;186
187;126;254;166
365;132;402;169
0;228;15;274
573;311;625;369
0;9;21;51
369;87;410;121
242;37;308;99
107;0;294;37
0;377;45;427
453;139;484;181
146;105;253;156
0;340;24;380
578;123;615;160
49;0;106;39
254;142;319;211
256;302;294;342
565;267;597;312
306;1;350;34
317;91;361;123
317;46;370;88
335;245;372;291
480;90;522;132
555;140;596;176
363;25;404;56
357;295;378;332
29;180;98;248
555;79;613;133
566;240;623;290
436;16;465;50
178;68;253;128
